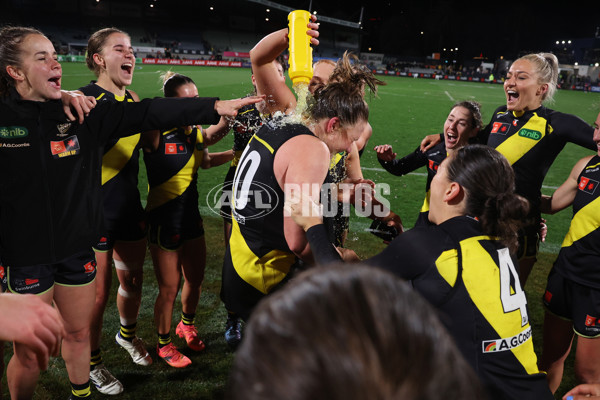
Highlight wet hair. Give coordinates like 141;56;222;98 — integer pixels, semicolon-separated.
313;58;336;69
445;144;529;252
307;52;385;127
228;263;484;400
452;100;483;130
160;71;194;98
515;52;559;103
85;27;129;77
0;26;44;95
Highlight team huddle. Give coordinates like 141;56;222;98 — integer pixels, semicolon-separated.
0;13;599;400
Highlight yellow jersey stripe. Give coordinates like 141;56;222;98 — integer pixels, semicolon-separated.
420;190;431;213
146;129;204;210
230;217;295;294
101;133;141;185
495;112;547;165
437;235;540;375
253;135;275;154
562;195;600;247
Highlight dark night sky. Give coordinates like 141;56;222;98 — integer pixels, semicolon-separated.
266;0;600;61
2;0;599;62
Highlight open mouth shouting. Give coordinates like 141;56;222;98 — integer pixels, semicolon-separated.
48;74;61;90
121;62;133;76
506;89;519;106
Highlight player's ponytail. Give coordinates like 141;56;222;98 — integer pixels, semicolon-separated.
517;52;559;103
159;71;194;98
445;145;529;253
307;51;384;127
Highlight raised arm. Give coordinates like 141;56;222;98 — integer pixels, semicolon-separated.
375;144;429;176
250;17;319;115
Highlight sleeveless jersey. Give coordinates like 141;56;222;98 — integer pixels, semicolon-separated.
143;126;204;225
367;216;553;400
231;103;263;167
78;82;144;229
554;155;600;287
482;105;595;219
225;120;314;295
322;151;349;246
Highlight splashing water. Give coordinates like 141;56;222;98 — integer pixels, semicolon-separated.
292;81;310;118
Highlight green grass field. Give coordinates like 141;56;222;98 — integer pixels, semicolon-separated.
2;62;599;399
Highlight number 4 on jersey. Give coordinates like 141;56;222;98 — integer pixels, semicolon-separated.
498;248;529;327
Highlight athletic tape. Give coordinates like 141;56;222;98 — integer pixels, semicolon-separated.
114;259;143;271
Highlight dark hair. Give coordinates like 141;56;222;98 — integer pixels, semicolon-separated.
0;26;44;95
228;264;484;400
159;71;195;98
85;27;129;77
307;52;384;127
453;100;483;130
445;144;529;252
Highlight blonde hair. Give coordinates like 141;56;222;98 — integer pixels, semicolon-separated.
159;70;194;97
516;52;559;103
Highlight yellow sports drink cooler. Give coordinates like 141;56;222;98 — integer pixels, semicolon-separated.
287;10;313;85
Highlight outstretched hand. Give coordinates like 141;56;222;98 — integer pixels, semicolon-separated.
374;144;397;161
0;293;65;370
214;95;265;118
61;90;97;124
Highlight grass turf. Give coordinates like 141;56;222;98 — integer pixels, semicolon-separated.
2;62;599;399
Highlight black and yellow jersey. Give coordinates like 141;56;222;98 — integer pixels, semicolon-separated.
79;82;144;230
221;120;315;318
306;216;553;400
231;103;263;167
378;141;446;226
0;87;220;267
143;126;205;225
481;105;595;219
322;151;349;246
554;155;600;288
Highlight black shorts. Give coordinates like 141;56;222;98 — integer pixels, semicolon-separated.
220;166;236;223
148;216;204;251
3;250;96;295
516;223;540;261
0;262;6;292
220;249;303;321
94;217;147;252
543;268;600;338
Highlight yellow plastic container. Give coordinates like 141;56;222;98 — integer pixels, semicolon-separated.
287;10;313;85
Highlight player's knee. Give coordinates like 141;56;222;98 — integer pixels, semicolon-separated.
64;325;90;344
117;284;141;300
